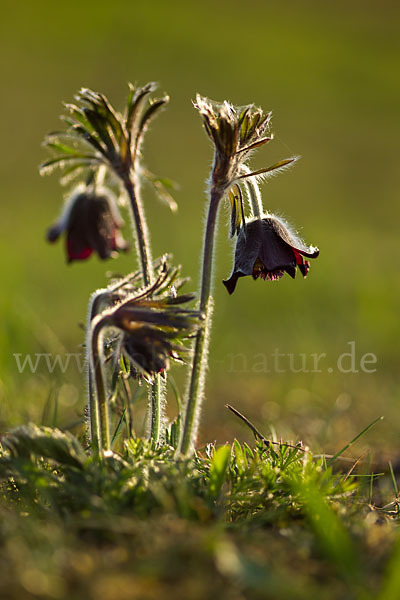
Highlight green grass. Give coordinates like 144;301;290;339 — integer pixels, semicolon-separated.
0;423;397;600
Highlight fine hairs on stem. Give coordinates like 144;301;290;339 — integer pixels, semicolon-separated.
180;298;214;453
85;289;105;452
179;95;301;455
86;280;133;452
179;97;267;455
122;174;154;287
179;187;221;455
90;314;113;451
147;375;167;442
122;172;165;442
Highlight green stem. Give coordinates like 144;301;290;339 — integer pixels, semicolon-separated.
88;369;100;452
180;189;223;455
150;376;165;442
85;293;104;452
123;174;154;286
244;178;263;218
122;172;163;444
87;291;107;452
91;315;112;451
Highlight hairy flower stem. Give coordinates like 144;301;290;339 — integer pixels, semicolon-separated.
150;379;163;441
245;179;264;219
87;294;104;452
123;175;154;287
122;173;164;443
88;370;100;451
180;190;222;455
91;316;112;451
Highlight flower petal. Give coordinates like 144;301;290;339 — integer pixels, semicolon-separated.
293;250;311;277
222;220;263;294
258;219;297;272
268;216;319;258
284;264;297;279
222;271;245;295
46;223;63;243
231;220;263;275
66;237;93;262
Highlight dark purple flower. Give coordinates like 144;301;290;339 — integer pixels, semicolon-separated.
97;258;204;382
223;216;319;294
121;327;181;380
47;190;129;263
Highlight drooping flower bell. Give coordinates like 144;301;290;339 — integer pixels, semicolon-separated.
121;326;184;379
115;290;202;382
91;258;204;383
47;189;129;263
223;215;319;294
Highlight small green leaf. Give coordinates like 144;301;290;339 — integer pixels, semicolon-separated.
150;179;178;212
154;176;179;191
142;169;178;212
165;293;196;305
243;442;254;460
69;125;107;155
236;136;272;154
237;157;298;180
39;155;100;175
83;109;116;156
97;93;125;144
119;353;130;375
64;104;95;133
137;97;169;140
59;164;89;186
208;445;231;500
126;82;157;134
233;439;248;475
126;82;136;114
79;89;126;146
238;107;251;139
45;142;84;156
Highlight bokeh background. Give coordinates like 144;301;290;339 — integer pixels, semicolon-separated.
1;0;399;456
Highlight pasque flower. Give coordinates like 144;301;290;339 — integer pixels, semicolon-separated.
114;288;202;382
41;84;175;449
121;326;185;380
92;259;203;383
89;258;202;449
223;215;319;294
179;96;302;455
47;189;129;263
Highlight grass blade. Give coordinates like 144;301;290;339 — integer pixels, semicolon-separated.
327;416;383;466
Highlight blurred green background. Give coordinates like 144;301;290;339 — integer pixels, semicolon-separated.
1;0;399;454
